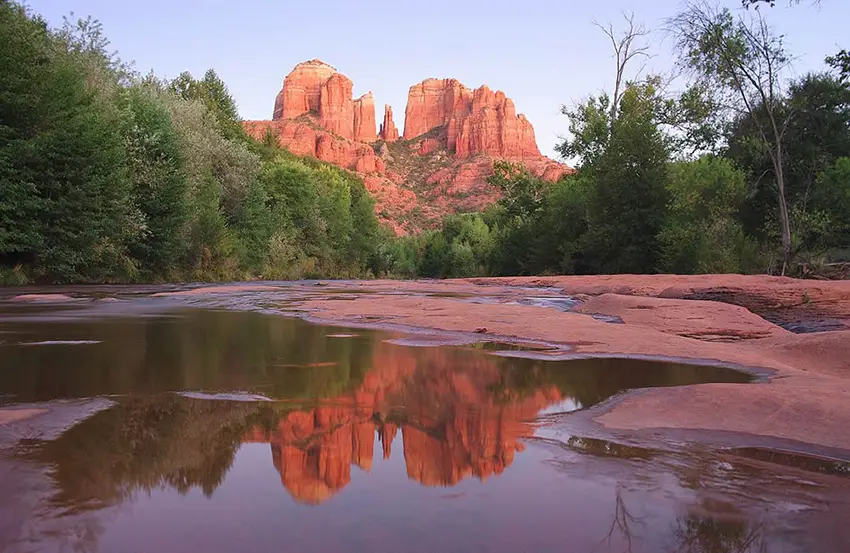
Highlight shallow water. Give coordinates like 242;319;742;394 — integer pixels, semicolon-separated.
0;289;848;553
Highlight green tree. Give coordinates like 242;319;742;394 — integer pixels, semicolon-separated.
579;81;671;274
188;171;236;279
660;157;757;273
669;3;795;273
0;2;133;282
489;161;548;220
808;157;850;251
162;94;260;221
170;69;245;141
418;232;451;278
728;73;850;257
235;178;272;274
537;174;594;274
826;50;850;82
122;85;190;279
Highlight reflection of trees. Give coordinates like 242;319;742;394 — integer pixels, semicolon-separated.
37;396;267;507
599;487;645;553
0;309;374;402
491;357;750;409
673;500;767;553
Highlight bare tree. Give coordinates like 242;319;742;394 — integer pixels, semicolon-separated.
668;2;795;274
594;12;652;134
742;0;819;7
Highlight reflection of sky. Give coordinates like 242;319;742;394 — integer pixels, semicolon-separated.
537;397;582;416
81;430;849;553
91;435;645;553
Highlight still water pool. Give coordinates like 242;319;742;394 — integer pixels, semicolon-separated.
0;295;847;553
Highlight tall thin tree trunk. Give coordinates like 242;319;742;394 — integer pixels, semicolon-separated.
774;143;792;275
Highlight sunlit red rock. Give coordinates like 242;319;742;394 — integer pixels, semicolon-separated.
379;104;399;142
273;59;337;120
362;174;418;234
454;86;540;159
403;78;541;159
403;78;473;140
354;154;385;174
353;93;377;142
317;73;355;139
246;60;574;235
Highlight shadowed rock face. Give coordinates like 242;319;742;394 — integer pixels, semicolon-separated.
244;60;573;234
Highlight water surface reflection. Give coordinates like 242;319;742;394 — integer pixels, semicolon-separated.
0;303;845;553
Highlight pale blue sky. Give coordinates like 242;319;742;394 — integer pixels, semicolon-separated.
27;0;848;157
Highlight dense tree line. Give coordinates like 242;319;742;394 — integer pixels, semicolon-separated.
0;2;386;283
1;1;847;283
390;3;849;279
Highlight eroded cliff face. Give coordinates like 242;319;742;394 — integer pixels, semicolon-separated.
242;345;562;504
245;59;573;234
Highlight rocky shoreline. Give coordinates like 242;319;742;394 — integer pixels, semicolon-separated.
5;274;850;456
291;275;850;454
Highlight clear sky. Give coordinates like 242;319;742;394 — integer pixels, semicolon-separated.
26;0;849;158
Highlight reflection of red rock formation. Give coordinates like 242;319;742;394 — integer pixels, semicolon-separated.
243;345;563;503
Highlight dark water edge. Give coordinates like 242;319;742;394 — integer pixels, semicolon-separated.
0;286;848;553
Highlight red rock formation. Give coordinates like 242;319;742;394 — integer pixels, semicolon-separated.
354;154;385;174
403;79;542;159
269;59;375;142
417;138;441;156
455;87;540;159
318;73;354;139
404;78;472;140
248;60;575;235
353;93;377;142
379;104;399;142
273;59;337;120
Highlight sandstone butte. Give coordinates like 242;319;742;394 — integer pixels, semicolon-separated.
244;59;573;234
